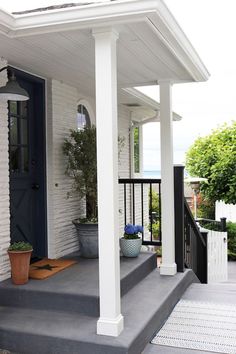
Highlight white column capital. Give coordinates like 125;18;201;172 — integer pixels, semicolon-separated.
92;27;119;40
158;79;174;86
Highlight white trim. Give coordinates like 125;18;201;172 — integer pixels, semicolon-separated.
160;263;177;276
97;314;124;337
159;81;177;276
0;0;209;83
0;1;157;37
93;27;124;337
130;123;143;178
123;87;182;122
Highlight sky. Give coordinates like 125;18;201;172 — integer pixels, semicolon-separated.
1;0;235;171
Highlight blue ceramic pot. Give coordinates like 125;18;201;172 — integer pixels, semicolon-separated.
120;237;142;257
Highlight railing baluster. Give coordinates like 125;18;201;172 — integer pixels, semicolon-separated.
149;183;153;242
141;183;144;243
124;183;127;226
132;182;135;225
118;178;162;247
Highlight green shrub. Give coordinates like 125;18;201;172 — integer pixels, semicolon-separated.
151;221;160;240
227;222;236;260
197;198;215;220
8;242;32;252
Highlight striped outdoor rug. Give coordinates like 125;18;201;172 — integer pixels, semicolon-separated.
152;299;236;353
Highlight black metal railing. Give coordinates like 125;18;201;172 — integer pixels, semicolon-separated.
118;178;161;246
184;200;208;283
196;217;227;232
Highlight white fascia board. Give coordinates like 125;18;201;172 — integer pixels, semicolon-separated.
147;0;210;82
0;8;15;35
123;87;182;121
0;0;159;37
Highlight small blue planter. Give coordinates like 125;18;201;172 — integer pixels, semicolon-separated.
120;237;142;258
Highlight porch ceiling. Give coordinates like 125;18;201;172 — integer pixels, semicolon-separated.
0;0;209;97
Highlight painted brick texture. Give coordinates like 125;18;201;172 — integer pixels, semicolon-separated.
0;59;10;281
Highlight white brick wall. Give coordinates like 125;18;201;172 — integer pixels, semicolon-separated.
47;80;86;258
0;59;11;281
47;85;132;255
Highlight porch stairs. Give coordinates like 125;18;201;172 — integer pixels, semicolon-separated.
0;252;198;354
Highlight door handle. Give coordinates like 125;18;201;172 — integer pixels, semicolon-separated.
32;183;40;190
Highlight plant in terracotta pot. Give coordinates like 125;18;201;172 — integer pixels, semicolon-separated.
120;224;143;257
8;241;33;285
63;126;98;258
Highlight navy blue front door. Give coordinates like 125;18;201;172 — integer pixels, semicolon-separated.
8;69;47;257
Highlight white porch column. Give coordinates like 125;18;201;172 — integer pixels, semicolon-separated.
93;28;124;337
159;81;177;276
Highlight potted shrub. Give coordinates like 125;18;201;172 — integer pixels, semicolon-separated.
8;241;33;285
63;126;98;258
120;224;143;257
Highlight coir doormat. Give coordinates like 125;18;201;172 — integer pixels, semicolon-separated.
29;258;77;280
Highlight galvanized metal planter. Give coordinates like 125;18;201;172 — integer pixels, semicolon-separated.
73;220;98;258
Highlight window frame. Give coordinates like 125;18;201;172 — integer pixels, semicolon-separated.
130;123;143;178
76;99;95;130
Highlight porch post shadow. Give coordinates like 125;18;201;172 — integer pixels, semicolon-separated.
159;80;177;276
93;27;124;337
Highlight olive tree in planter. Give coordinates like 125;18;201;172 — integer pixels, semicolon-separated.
63;126;98;258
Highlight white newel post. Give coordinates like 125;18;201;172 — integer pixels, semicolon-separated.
93;28;124;337
159;81;177;276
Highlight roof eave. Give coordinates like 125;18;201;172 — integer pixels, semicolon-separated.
0;0;209;83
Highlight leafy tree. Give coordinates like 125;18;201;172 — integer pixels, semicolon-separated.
186;122;236;204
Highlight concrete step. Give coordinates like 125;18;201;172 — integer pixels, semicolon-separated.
0;269;198;354
0;252;156;317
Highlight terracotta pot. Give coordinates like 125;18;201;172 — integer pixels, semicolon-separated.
8;250;32;285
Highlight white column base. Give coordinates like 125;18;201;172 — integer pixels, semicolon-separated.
97;314;124;337
160;263;177;276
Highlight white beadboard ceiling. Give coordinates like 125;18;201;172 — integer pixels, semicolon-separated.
0;20;196;98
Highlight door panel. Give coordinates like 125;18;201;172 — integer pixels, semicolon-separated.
9;69;47;257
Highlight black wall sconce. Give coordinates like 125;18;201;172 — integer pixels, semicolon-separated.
0;67;29;101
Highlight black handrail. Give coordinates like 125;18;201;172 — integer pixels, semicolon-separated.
119;178;161;246
184;199;208;283
196;217;227;232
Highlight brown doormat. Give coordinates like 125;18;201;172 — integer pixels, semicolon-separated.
29;258;77;280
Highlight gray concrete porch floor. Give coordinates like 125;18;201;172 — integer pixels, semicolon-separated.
143;261;236;354
0;252;155;296
0;252;198;354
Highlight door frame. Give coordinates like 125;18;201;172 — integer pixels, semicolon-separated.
8;66;48;257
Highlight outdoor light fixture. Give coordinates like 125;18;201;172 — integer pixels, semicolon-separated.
0;67;29;101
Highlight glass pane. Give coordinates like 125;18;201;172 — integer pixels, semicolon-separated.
77;104;91;129
9;101;17;115
20;118;28;145
134;127;140;173
21;147;29;172
10;146;20;173
19;101;28;117
10;117;18;145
